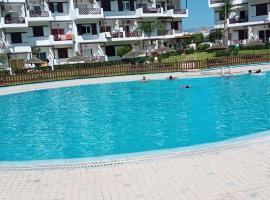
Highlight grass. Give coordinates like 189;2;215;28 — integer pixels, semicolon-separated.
162;49;270;62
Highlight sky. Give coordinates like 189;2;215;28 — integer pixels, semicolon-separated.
181;0;214;30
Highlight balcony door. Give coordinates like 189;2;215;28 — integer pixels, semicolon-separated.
105;46;115;57
259;30;270;43
10;33;22;44
101;0;111;11
57;48;68;58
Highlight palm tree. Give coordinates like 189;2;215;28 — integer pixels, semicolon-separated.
220;0;233;46
137;21;156;54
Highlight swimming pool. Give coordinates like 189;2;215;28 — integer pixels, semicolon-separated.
0;72;270;162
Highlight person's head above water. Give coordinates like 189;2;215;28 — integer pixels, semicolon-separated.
182;85;191;89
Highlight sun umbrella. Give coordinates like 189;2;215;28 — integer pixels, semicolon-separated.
24;57;45;64
152;46;174;54
123;49;145;59
206;45;228;52
66;54;90;63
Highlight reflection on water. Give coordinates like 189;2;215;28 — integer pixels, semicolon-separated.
0;73;270;161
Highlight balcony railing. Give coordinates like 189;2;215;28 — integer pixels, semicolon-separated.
229;17;248;24
53;34;73;41
30;10;49;17
5;17;25;24
210;0;224;4
0;43;5;49
78;8;101;15
143;8;161;13
111;32;123;38
125;31;142;37
157;30;169;36
173;9;187;14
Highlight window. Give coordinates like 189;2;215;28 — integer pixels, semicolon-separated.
33;6;41;13
238;29;248;40
105;46;115;57
81;24;97;35
37;52;46;60
256;3;268;16
82;25;91;34
123;1;130;11
83;49;93;57
49;2;64;13
219;12;225;20
57;48;68;58
32;26;44;37
10;33;22;43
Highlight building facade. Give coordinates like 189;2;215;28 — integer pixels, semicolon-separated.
0;0;188;72
209;0;270;45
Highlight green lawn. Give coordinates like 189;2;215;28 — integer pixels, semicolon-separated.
162;49;270;62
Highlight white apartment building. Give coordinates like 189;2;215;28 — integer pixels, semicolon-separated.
209;0;270;45
0;0;188;72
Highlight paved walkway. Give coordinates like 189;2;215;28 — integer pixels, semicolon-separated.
1;133;270;200
1;64;270;199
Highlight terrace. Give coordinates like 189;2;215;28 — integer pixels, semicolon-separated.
0;2;28;27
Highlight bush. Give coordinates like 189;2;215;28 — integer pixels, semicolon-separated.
117;46;132;57
239;43;266;50
197;43;210;52
185;48;194;54
215;50;231;57
215;48;239;57
0;70;10;76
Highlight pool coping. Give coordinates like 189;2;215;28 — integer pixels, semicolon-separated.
1;63;270;170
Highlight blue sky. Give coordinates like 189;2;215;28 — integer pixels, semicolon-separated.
181;0;214;30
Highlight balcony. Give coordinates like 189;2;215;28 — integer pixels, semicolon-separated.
30;10;49;17
4;16;25;24
53;34;72;41
143;8;162;14
50;34;73;45
73;8;103;20
229;17;248;24
1;16;28;28
125;31;142;37
0;43;6;53
79;8;101;15
111;32;124;38
165;8;188;18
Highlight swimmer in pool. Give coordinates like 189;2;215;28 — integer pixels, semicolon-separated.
140;76;149;82
167;75;177;80
181;85;191;89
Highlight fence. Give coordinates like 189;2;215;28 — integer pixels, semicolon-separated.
1;53;270;86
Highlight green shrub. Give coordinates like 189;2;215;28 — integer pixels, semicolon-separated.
215;50;231;57
197;43;210;52
239;43;266;50
185;48;194;54
0;70;10;76
117;46;132;57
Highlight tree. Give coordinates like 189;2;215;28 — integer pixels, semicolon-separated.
219;0;233;46
137;22;156;54
209;30;223;43
191;33;204;45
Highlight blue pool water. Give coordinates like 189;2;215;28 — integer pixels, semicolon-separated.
1;73;270;161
